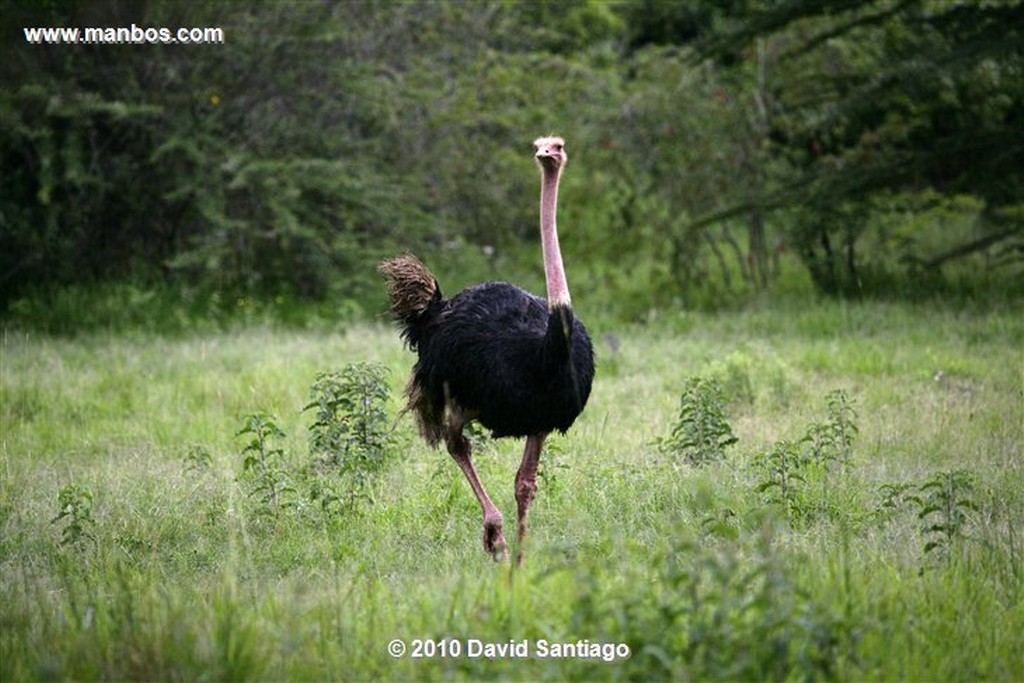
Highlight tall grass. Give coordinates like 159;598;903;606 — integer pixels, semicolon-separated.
2;300;1022;680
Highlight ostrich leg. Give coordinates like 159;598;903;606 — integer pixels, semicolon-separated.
514;433;547;565
446;429;508;561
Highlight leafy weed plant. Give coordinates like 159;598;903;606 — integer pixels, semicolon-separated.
51;483;96;550
237;412;295;515
752;439;809;518
304;363;395;510
910;469;979;564
305;363;393;475
822;389;858;466
752;390;860;522
537;437;570;494
875;469;980;567
875;482;916;517
656;376;738;466
182;444;213;473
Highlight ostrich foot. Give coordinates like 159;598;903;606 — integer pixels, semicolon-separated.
482;512;508;562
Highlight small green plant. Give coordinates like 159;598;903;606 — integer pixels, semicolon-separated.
751;389;860;522
825;389;858;463
656;376;738;466
52;483;96;549
875;470;980;565
752;439;808;517
237;412;295;514
875;482;916;516
305;363;393;474
909;469;979;563
802;389;858;470
464;420;496;454
699;508;739;540
304;363;396;511
801;421;835;471
182;444;213;472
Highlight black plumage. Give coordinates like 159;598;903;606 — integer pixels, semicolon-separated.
408;280;594;440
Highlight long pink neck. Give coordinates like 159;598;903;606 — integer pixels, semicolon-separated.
540;166;571;308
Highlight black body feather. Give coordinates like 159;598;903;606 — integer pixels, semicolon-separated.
408;280;594;440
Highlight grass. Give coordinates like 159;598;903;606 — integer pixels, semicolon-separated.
1;299;1022;681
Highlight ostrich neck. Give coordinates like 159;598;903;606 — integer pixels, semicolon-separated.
540;167;571;308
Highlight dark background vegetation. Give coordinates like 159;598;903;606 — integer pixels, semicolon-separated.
2;0;1021;331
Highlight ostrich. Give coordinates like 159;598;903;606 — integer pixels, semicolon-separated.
378;136;594;562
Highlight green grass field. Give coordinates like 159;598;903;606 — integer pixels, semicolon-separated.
2;300;1022;681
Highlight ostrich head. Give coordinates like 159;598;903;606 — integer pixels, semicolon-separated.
534;136;567;173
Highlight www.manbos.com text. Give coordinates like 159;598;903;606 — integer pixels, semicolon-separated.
23;24;225;45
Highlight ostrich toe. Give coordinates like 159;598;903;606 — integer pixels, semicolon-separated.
483;514;508;561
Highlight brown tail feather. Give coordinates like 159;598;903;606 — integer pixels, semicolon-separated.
378;253;441;348
379;253;445;443
378;253;439;318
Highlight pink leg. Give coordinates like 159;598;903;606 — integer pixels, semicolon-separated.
514;433;547;565
446;428;508;561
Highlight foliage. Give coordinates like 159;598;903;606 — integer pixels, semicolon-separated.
182;444;213;473
1;2;428;308
692;0;1024;296
875;469;981;566
577;533;849;681
911;469;980;564
304;363;396;510
655;376;738;465
875;481;916;516
51;483;96;549
536;437;570;493
237;412;295;515
753;389;859;522
752;439;808;515
3;0;1020;329
803;389;858;470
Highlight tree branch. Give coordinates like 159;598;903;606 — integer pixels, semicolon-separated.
921;228;1022;270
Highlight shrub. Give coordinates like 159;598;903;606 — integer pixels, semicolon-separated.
237;412;295;515
910;469;979;564
51;483;96;550
304;363;396;510
656;377;738;466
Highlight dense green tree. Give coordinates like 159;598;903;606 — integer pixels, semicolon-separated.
1;1;634;311
1;2;435;306
2;0;1019;325
692;0;1024;294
